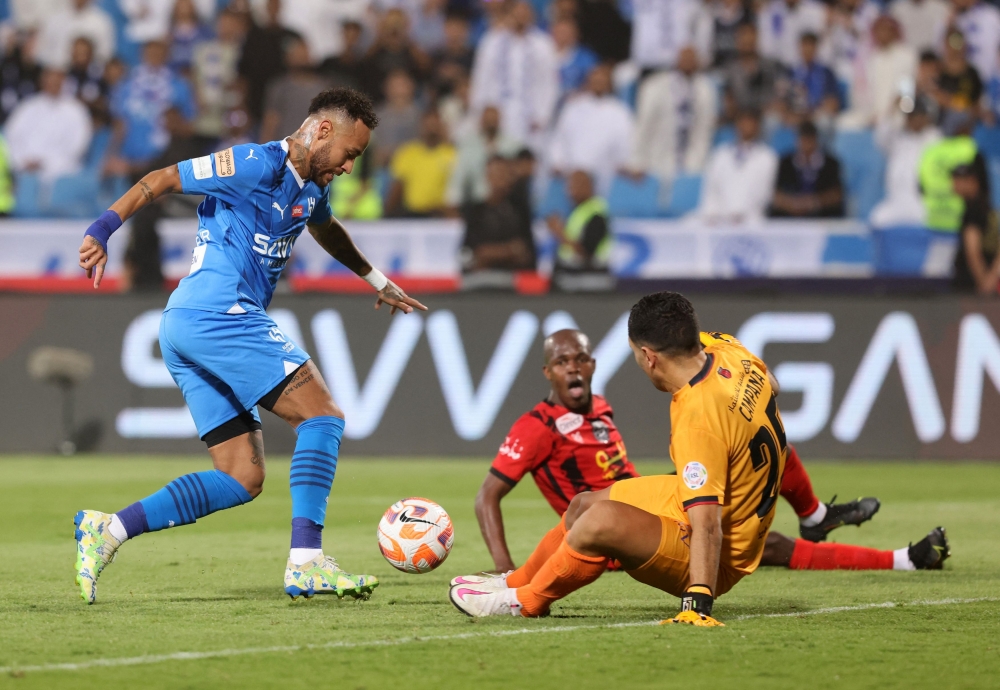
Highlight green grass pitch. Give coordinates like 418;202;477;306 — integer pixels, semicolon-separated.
1;456;999;689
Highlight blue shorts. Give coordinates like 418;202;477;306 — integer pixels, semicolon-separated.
160;307;311;438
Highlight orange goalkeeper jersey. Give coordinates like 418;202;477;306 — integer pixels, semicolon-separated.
667;331;788;575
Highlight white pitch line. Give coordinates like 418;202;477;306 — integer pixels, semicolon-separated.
1;597;994;676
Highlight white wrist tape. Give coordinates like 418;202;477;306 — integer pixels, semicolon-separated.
363;267;388;291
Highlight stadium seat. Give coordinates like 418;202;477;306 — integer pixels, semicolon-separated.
607;174;659;218
769;125;798;156
832;129;886;219
51;174;101;218
661;174;702;218
974;124;1000;160
537;177;572;219
13;173;43;218
988;158;1000;209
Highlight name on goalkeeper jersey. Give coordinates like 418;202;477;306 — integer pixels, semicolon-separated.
739;369;767;422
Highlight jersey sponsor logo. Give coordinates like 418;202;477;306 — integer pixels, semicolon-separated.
253;233;295;259
555;412;584;435
272;202;287;219
292;205;304;218
191;155;213;180
742;359;752;373
739;369;767;422
717;366;732;379
214;148;236;177
245;148;258;160
682;461;708;490
591;419;610;443
498;435;523;460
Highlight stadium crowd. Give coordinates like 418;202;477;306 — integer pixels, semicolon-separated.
1;0;999;292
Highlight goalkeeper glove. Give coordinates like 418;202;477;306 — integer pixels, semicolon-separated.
662;585;725;627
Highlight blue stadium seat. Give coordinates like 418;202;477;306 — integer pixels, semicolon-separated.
537;177;572;219
13;173;42;218
661;174;702;218
832;129;886;219
871;226;934;276
607;174;659;218
51;174;101;218
769;126;797;156
713;125;736;147
975;124;1000;159
988;158;1000;209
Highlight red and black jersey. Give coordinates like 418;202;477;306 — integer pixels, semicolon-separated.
490;396;638;515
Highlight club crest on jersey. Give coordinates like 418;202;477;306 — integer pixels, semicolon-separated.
555;412;584;435
591;419;610;443
292;205;304;218
682;462;708;490
717;367;732;379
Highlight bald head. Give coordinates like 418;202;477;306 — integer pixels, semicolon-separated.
543;329;592;364
543;329;596;412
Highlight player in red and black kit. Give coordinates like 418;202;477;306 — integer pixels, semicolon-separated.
472;329;949;577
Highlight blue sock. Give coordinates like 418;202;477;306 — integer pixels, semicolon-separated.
116;470;253;537
290;416;344;548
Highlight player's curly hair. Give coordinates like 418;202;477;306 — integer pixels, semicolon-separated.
628;292;701;355
309;87;379;130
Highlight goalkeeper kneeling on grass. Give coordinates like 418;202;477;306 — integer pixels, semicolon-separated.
449;292;949;624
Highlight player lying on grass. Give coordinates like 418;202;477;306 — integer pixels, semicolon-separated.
449;293;949;625
468;328;948;579
74;87;426;604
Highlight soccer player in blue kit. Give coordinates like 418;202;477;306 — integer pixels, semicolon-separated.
74;88;426;604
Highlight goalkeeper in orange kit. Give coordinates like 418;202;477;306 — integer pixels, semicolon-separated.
449;292;949;625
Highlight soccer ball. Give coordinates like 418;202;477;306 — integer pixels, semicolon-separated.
377;497;454;573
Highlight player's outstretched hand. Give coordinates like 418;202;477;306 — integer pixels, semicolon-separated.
78;235;108;289
661;610;725;627
375;279;428;315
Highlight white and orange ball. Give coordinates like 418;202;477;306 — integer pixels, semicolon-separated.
377;497;454;573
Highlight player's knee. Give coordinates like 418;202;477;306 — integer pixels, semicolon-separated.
564;492;595;529
567;502;623;553
762;532;795;567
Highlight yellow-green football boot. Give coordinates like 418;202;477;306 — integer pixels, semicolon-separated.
284;555;378;600
74;510;122;604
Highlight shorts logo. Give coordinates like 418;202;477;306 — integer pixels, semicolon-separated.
591;419;610;443
292;205;304;218
555;412;584;435
682;461;708;490
268;327;286;343
717;367;731;379
742;359;752;373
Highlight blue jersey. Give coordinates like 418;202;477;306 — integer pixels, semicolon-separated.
167;140;333;314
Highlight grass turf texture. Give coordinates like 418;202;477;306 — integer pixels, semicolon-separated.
1;457;999;689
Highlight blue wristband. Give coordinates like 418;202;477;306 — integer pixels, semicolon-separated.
84;210;123;254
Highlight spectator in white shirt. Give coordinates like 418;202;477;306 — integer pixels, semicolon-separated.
693;108;778;224
278;0;370;64
819;0;880;84
446;105;522;210
470;0;558;151
838;16;917;130
892;0;950;53
10;0;69;30
119;0;216;45
945;0;1000;82
548;63;634;196
630;0;714;72
36;0;116;69
757;0;827;68
5;68;93;181
870;100;942;227
627;46;717;187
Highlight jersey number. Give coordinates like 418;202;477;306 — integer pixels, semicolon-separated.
747;393;786;518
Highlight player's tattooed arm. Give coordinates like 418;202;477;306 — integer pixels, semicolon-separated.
308;219;428;314
109;164;183;222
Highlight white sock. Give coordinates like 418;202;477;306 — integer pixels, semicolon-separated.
108;514;129;543
799;502;828;528
289;548;323;565
893;547;916;571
